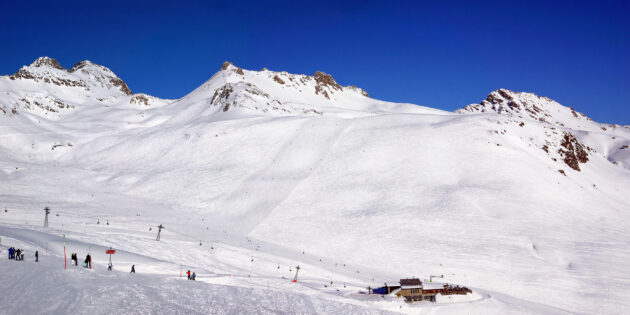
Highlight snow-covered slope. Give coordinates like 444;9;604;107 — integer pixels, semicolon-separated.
1;58;629;314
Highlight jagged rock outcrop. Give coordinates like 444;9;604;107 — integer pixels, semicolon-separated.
558;132;590;171
30;57;66;70
313;71;342;99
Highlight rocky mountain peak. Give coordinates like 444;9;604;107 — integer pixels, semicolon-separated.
69;60;103;73
457;89;597;128
221;61;234;70
29;57;66;70
313;71;341;91
313;71;342;99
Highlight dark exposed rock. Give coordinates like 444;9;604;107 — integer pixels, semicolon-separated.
314;71;342;91
486;93;504;105
498;89;513;100
130;94;150;106
211;84;234;106
542;145;549;153
235;67;244;75
221;61;233;70
313;71;342;99
30;57;66;70
69;60;93;73
558;132;589;171
110;78;133;95
273;75;285;84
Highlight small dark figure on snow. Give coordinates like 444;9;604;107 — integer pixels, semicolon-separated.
130;265;135;273
84;254;91;268
71;253;78;266
8;247;14;259
192;272;196;281
108;262;113;271
35;250;38;262
186;270;191;280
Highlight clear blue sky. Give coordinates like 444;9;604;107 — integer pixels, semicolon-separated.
1;0;628;123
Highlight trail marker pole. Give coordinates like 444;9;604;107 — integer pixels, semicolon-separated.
293;265;300;283
63;234;66;270
106;247;115;270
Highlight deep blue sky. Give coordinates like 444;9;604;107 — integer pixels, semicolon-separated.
1;1;628;123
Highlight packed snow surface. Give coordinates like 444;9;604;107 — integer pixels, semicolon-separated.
1;58;629;314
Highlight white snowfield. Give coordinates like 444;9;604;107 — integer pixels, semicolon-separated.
1;57;629;314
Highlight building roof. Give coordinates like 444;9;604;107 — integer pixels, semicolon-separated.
400;278;422;286
400;278;422;289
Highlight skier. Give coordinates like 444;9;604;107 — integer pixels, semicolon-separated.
192;272;196;281
35;250;38;262
108;262;113;271
186;270;191;280
72;253;78;266
130;265;135;273
15;249;21;261
8;247;13;259
84;254;91;268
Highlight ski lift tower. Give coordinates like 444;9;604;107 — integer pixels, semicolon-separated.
43;207;51;228
156;224;165;241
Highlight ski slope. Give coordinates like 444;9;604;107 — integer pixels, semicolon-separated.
1;57;629;314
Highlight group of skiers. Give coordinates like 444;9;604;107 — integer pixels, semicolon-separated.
6;247;38;262
6;244;140;274
69;252;92;268
186;270;197;280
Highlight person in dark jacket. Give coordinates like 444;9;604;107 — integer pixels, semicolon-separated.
130;265;135;273
8;247;13;259
35;250;38;262
84;254;91;268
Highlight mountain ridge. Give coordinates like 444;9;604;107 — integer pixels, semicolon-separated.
1;57;630;313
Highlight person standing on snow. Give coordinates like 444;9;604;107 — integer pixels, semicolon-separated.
84;254;91;268
192;272;196;281
130;265;135;273
187;270;191;280
8;247;13;259
35;250;38;262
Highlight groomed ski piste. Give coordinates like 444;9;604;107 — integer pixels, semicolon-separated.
1;58;630;314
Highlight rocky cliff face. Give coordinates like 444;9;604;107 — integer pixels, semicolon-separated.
457;88;630;171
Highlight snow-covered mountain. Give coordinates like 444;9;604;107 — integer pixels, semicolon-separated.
1;57;629;314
